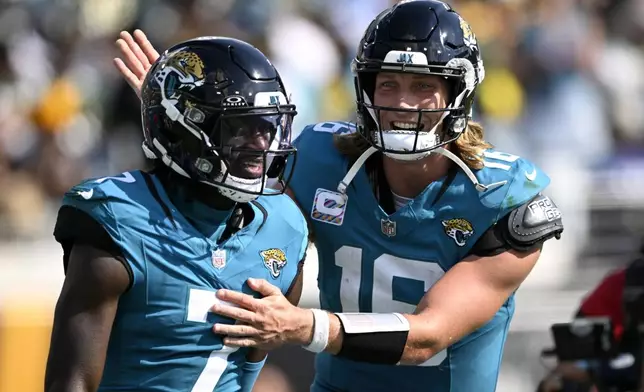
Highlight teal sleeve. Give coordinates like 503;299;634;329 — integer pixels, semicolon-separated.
57;173;148;287
238;357;267;392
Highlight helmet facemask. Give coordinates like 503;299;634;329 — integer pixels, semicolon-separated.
354;53;479;161
335;2;495;195
143;85;297;203
198;106;297;202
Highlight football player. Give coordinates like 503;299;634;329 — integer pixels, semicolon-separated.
45;37;308;392
112;2;564;391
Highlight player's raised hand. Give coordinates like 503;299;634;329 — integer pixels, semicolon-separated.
113;29;160;99
212;278;313;350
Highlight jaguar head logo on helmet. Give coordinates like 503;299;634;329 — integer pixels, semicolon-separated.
162;50;206;93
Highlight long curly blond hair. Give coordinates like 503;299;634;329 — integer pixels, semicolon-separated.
333;121;493;169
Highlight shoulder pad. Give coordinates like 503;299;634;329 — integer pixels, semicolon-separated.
65;171;139;203
57;170;156;289
477;150;551;213
289;122;354;168
293;122;355;154
254;193;308;234
294;120;356;141
504;194;563;251
301;121;356;136
61;171;147;240
286;122;357;204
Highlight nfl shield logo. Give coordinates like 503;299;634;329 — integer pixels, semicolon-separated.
211;249;227;269
381;218;396;237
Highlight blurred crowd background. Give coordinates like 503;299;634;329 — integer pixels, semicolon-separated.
1;0;644;391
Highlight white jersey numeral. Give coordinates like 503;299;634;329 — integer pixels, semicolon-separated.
334;246;447;366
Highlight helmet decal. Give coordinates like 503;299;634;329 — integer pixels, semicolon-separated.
458;15;478;51
155;50;206;99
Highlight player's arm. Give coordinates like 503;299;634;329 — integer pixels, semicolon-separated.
211;243;539;362
312;248;541;365
396;248;540;364
46;204;131;392
45;244;130;392
211;195;562;363
311;194;563;365
212;242;536;362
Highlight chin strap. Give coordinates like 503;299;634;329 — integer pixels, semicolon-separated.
432;147;507;192
337;147;378;194
336;146;506;195
143;138;262;203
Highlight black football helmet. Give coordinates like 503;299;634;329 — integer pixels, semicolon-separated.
140;37;297;202
353;0;485;161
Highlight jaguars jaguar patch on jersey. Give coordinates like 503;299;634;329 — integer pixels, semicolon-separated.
441;218;474;247
260;248;288;279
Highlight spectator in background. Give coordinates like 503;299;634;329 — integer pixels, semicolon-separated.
1;0;644;245
539;238;644;392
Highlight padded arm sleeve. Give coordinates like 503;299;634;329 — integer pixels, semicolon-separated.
469;194;564;257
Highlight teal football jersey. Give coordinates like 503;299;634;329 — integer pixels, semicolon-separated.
58;170;308;392
286;122;552;392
